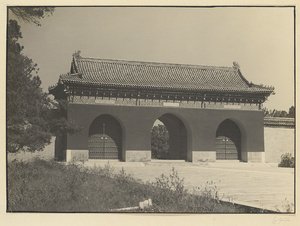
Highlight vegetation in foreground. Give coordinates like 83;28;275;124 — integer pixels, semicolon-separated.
7;159;273;213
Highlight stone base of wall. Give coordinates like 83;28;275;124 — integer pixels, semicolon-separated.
241;152;248;162
125;150;151;162
187;151;192;162
192;151;216;162
248;152;264;163
66;149;89;162
241;151;264;163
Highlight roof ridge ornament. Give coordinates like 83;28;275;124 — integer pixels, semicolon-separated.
233;61;240;69
72;50;82;59
71;51;81;74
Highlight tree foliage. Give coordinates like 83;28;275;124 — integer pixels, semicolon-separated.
151;125;169;159
7;8;81;153
288;106;295;118
263;106;295;118
9;7;54;26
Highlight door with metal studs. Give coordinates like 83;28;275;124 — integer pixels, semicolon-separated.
215;119;241;160
88;123;119;159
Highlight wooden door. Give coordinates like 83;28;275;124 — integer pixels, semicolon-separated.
88;134;119;159
216;120;241;160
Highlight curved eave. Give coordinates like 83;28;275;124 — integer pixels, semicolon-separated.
61;79;274;96
49;83;60;94
48;84;58;92
48;83;67;99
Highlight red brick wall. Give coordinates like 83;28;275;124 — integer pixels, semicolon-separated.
65;103;265;161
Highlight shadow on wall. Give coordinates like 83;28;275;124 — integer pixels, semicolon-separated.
264;127;294;163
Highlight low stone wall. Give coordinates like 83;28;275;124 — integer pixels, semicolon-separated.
264;127;294;163
66;149;89;162
191;151;216;162
7;137;56;162
264;117;295;128
125;150;151;162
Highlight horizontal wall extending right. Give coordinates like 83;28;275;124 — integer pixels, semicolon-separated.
264;127;294;163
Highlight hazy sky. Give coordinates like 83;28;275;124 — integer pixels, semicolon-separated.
13;7;294;111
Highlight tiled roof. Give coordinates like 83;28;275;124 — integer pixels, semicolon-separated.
264;117;295;128
56;56;274;94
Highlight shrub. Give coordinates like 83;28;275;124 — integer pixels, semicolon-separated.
150;167;186;211
275;198;294;213
151;124;169;159
278;153;294;168
7;159;272;213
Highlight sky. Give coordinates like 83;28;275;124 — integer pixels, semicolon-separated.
11;6;294;111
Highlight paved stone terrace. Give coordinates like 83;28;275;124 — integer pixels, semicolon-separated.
81;160;294;212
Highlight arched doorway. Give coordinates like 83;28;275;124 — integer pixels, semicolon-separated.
151;114;187;160
215;119;241;160
88;114;122;159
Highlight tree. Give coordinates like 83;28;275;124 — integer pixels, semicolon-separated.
263;106;294;118
9;7;54;26
151;125;169;159
7;8;80;153
273;110;287;118
287;106;295;118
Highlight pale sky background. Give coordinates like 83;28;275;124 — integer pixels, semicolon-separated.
12;6;294;111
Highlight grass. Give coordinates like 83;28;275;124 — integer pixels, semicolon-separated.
7;158;274;213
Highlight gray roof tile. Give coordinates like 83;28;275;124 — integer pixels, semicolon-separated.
57;56;274;94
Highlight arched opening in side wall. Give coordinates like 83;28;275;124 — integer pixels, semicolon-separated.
215;119;241;160
88;114;122;159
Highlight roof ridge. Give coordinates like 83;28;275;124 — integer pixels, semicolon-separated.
72;56;79;73
236;69;251;87
60;56;275;96
75;56;235;70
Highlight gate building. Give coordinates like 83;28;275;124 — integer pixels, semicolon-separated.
49;56;274;162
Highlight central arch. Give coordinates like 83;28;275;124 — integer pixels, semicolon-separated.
151;113;187;160
88;114;122;159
